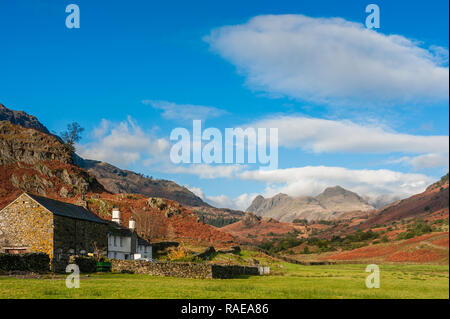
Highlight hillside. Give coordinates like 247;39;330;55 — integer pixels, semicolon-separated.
247;186;375;222
74;156;245;225
321;232;449;264
221;212;308;244
85;194;235;246
74;156;206;207
0;120;235;246
360;175;449;230
0;120;106;208
0;103;244;226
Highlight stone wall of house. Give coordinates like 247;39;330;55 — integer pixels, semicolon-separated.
53;215;108;257
0;194;53;257
111;260;259;279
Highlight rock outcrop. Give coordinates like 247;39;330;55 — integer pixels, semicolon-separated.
0;103;50;135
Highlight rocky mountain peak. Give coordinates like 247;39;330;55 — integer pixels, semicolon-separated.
0;103;50;135
317;186;363;201
247;186;374;222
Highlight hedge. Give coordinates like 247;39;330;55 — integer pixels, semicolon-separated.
0;253;50;273
68;256;97;273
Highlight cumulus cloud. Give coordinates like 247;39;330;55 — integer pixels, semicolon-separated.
77;117;169;168
164;164;244;179
204;192;258;210
389;153;450;170
180;164;437;210
184;185;205;199
206;14;449;105
238;166;435;200
249;115;449;156
185;184;257;210
143;100;227;121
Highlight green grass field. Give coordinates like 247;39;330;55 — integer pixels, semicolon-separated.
0;262;448;299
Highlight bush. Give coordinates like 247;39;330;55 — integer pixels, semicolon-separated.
396;221;433;240
167;246;196;262
0;253;50;273
69;256;97;273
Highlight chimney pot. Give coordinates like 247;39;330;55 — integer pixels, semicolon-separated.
129;218;136;231
112;208;121;224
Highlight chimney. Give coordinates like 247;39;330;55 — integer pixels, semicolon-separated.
112;207;121;224
128;217;136;232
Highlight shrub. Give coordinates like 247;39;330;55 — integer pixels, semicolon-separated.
396;221;433;240
69;256;97;273
167;246;196;262
0;253;50;273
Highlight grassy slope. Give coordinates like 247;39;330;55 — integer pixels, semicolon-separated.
1;262;448;299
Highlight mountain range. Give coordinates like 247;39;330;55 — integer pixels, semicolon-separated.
247;186;375;222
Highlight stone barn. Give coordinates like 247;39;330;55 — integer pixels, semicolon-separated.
0;193;108;261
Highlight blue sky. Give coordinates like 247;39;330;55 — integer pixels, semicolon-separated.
1;0;448;209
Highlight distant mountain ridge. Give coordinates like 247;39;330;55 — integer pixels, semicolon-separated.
73;156;244;223
247;186;375;222
74;155;207;207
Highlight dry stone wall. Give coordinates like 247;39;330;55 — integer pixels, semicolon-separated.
111;260;259;279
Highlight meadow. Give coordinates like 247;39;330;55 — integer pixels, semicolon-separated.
0;262;448;299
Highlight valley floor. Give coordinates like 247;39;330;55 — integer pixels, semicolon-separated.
0;263;448;299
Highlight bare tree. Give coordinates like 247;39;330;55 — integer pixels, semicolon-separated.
60;122;84;153
134;210;168;240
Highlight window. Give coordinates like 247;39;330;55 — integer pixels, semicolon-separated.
120;237;123;247
114;236;117;247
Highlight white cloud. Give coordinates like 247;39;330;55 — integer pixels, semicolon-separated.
186;184;257;210
238;166;435;200
164;164;244;179
77;117;169;168
389;153;450;170
249;115;449;156
184;185;205;199
178;164;438;210
143;100;227;121
204;192;258;210
206;14;449;105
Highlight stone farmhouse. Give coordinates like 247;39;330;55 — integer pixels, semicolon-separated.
107;207;152;260
0;193;152;262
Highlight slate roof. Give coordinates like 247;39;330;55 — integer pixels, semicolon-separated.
137;237;152;247
27;193;107;224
